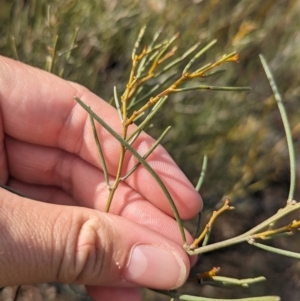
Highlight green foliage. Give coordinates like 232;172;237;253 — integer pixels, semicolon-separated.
1;0;299;203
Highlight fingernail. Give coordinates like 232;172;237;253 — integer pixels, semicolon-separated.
124;244;187;289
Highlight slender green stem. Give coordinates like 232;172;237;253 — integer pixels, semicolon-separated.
134;42;168;80
192;63;211;75
156;42;200;76
196;155;208;192
204;276;266;287
202;228;211;247
121;126;171;180
75;97;187;245
183;39;217;75
249;241;300;259
173;85;250;92
194;212;202;240
128;74;175;110
113;86;123;121
173;296;279;301
259;54;296;201
127;96;168;142
202;69;226;78
89;114;110;188
194;156;208;244
144;32;179;75
10;36;19;61
127;85;144;109
48;35;58;73
132;25;146;60
136;27;162;77
162;32;179;53
59;27;79;77
192;52;237;75
0;184;26;197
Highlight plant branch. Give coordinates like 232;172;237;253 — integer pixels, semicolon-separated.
189;199;234;250
75;96;187;245
259;54;296;201
196;155;208;192
187;201;300;255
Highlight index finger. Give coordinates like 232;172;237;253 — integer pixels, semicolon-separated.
0;56;202;218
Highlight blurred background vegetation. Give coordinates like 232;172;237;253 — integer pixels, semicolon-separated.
0;0;300;300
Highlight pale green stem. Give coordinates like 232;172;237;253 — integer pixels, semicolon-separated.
202;69;226;78
173;85;250;92
113;86;123;121
89;114;110;188
147;32;178;70
201;276;266;287
249;241;300;259
259;54;296;201
202;228;211;247
45;35;58;73
196;155;208;191
157;42;200;75
59;27;79;77
128;74;175;109
136;27;162;77
121;126;171;181
132;25;146;60
10;36;19;61
183;39;217;74
174;295;279;301
127;96;168;142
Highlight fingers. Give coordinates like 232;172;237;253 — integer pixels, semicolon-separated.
6;153;195;248
6;136;199;220
0;188;190;289
7;179;199;267
0;56;202;218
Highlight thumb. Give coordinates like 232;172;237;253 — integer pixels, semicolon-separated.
0;189;189;289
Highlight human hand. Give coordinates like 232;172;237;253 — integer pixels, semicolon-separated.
0;56;202;301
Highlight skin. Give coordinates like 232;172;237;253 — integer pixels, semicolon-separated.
0;56;202;301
